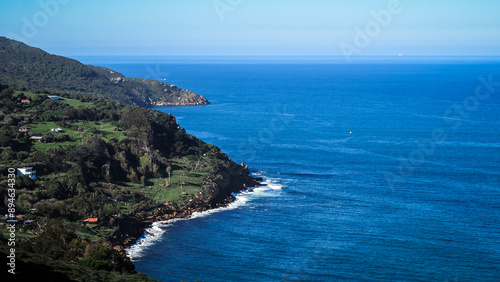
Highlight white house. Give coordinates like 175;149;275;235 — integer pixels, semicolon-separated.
51;128;63;132
17;167;37;179
30;136;43;142
18;127;28;134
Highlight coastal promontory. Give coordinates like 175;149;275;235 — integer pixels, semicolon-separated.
0;37;209;108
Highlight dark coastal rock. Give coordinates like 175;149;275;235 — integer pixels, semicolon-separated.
111;156;264;251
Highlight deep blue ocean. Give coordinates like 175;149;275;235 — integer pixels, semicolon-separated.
77;56;500;281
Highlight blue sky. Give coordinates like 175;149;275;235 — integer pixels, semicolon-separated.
1;0;499;56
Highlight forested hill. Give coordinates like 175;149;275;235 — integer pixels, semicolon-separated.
0;85;257;280
0;37;209;107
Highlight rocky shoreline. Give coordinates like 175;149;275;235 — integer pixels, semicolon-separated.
152;99;209;107
110;162;262;254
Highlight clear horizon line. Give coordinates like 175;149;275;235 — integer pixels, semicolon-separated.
70;54;500;57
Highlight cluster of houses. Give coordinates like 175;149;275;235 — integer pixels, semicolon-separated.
15;96;104;227
20;95;62;105
19;129;64;142
18;95;64;142
14;168;101;225
1;215;36;226
1;215;98;226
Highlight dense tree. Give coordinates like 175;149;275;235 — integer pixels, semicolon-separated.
0;84;255;280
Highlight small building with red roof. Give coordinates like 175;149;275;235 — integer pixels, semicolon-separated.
83;218;98;223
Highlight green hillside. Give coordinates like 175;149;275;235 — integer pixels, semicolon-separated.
0;84;257;280
0;37;209;107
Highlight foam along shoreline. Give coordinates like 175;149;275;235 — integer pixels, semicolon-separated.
126;174;284;260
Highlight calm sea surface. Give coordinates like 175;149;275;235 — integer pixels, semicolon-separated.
77;57;500;281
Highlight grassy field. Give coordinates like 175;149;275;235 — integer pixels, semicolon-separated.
14;91;93;108
74;228;102;242
15;91;125;150
31;140;77;151
117;157;211;205
28;120;126;151
60;97;93;108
